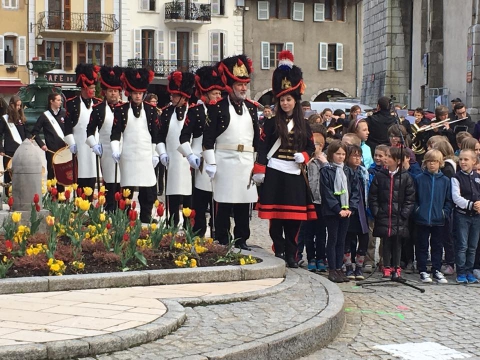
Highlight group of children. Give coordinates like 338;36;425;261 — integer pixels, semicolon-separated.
298;112;480;284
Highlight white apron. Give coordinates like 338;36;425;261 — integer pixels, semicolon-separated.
99;105;121;183
120;107;156;187
213;98;257;203
73;101;97;178
166;111;192;196
192;104;212;192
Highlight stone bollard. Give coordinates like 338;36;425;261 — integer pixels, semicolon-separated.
11;139;43;211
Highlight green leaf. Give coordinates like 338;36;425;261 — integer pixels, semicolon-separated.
134;251;147;267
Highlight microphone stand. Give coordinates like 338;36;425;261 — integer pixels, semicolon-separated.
357;95;425;293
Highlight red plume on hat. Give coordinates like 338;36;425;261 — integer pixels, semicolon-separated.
272;50;304;99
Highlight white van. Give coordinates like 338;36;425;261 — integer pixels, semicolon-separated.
309;102;374;115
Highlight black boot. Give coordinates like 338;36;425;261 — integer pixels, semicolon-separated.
286;256;298;268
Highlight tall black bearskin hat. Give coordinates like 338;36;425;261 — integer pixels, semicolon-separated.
167;71;195;98
75;63;100;89
218;54;253;93
272;50;305;100
99;66;123;91
194;65;225;102
120;67;154;96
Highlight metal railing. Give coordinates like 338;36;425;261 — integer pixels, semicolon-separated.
127;59;217;76
165;2;211;22
37;11;120;32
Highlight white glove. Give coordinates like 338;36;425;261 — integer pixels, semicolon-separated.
160;153;169;167
69;144;77;155
294;152;305;164
92;144;103;157
205;164;217;178
252;173;265;185
187;153;200;169
152;156;160;168
112;152;121;164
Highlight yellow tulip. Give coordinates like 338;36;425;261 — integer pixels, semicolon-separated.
50;263;60;272
182;207;192;217
11;212;21;223
99;213;106;222
122;188;131;198
150;223;157;231
100;185;106;194
2;256;7;262
154;200;159;207
51;178;57;186
78;199;91;211
83;187;93;197
46;215;55;226
125;198;131;205
98;196;106;206
72;183;78;190
190;259;197;268
8;186;12;195
46;179;52;188
239;258;246;265
57;192;66;201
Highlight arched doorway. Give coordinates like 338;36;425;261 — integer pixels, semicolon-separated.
314;90;346;102
258;91;275;107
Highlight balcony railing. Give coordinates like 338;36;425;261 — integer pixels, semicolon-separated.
165;2;211;22
37;11;120;32
127;59;217;77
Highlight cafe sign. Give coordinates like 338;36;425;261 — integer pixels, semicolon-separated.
44;73;76;84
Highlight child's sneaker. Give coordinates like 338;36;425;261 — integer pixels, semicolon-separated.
316;259;327;272
354;266;364;280
382;266;392;278
456;274;468;284
466;273;478;284
432;270;448;284
391;267;403;281
441;264;455;275
345;265;355;280
420;272;432;283
473;269;480;280
307;260;317;272
363;264;373;273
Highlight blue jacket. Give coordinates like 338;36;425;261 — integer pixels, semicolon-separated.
361;141;374;169
408;162;422;178
414;169;453;226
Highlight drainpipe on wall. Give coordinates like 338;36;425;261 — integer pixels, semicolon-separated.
408;0;413;108
355;1;358;98
118;0;122;66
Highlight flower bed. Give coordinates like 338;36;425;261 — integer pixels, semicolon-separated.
0;180;259;278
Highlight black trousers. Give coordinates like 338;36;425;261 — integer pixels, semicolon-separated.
192;187;212;237
155;163;165;196
124;185;156;223
269;219;301;258
383;236;402;268
2;155;11;196
104;181;120;213
45;151;65;192
167;194;192;226
215;202;250;245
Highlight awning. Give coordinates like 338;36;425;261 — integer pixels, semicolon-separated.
0;79;25;94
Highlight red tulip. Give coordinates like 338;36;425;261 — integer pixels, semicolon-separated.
129;210;137;221
33;193;40;204
51;188;58;197
123;233;129;242
106;223;111;230
35;204;41;212
76;187;83;196
157;203;165;217
64;190;70;199
7;197;13;207
129;220;136;227
114;192;122;202
5;240;12;251
190;209;196;219
131;201;137;210
119;199;126;210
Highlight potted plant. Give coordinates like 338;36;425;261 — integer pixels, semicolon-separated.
170;0;182;19
6;65;17;73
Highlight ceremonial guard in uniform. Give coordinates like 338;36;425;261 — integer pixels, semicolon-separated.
64;64;102;193
202;55;259;249
86;66;123;212
158;71;196;225
253;51;316;267
32;93;67;192
110;68;158;223
179;65;225;236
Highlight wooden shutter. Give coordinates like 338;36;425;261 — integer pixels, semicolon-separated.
336;43;343;71
192;32;199;61
318;42;327;70
77;41;86;64
141;0;148;10
104;42;113;66
261;41;270;70
64;41;72;70
64;0;71;30
211;0;220;15
37;43;45;61
157;30;164;59
258;1;269;20
210;31;220;61
133;29;141;58
169;30;177;60
0;36;4;65
284;42;294;55
314;3;325;22
18;36;26;66
292;2;304;21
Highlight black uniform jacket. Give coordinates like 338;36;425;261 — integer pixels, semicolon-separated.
178;102;207;145
31;108;66;152
0;116;30;154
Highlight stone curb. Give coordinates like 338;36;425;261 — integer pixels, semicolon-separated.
0;299;187;360
202;269;345;360
0;250;285;295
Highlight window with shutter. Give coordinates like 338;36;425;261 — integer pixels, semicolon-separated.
133;29;141;58
0;36;4;65
269;43;283;67
105;42;113;66
261;41;270;70
169;30;177;61
211;0;224;15
3;0;18;9
258;1;269;20
284;42;294;55
324;0;332;20
318;42;327;70
292;2;304;21
140;0;149;10
336;43;343;70
314;3;325;22
77;41;86;64
37;43;46;61
18;36;26;66
45;41;62;69
336;0;345;21
192;32;199;61
64;41;72;70
210;31;225;62
157;30;164;59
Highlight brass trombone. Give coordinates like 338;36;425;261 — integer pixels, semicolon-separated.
414;116;468;133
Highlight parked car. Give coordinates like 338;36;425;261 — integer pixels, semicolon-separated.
309;101;374;115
